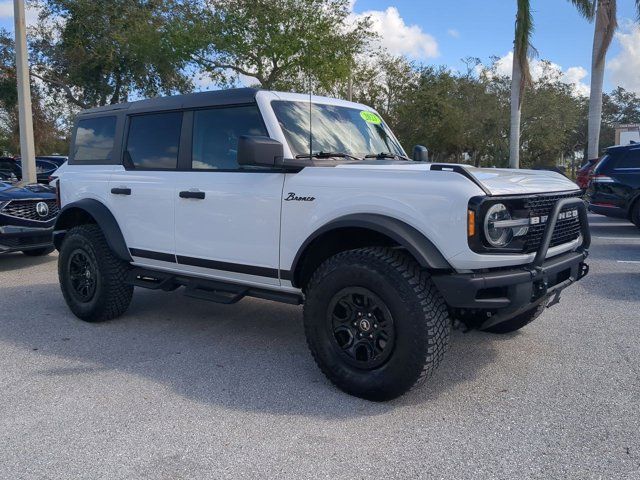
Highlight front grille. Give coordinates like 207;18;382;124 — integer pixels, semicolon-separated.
523;191;584;253
0;199;59;222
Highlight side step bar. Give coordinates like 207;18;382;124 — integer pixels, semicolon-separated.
126;268;303;306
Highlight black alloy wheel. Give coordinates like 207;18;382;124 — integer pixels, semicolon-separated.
329;287;395;369
68;248;98;302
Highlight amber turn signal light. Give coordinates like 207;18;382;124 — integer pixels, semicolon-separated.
467;210;475;237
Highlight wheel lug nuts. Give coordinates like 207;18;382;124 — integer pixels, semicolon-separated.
353;322;357;326
369;334;373;339
367;313;372;317
374;324;378;328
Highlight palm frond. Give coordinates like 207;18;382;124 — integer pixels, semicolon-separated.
568;0;596;20
514;0;533;92
595;0;617;64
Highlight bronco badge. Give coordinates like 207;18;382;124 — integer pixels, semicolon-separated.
284;192;315;202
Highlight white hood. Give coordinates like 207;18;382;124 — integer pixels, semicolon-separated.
469;167;579;195
335;162;580;196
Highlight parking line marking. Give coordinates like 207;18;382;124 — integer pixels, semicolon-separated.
617;260;640;264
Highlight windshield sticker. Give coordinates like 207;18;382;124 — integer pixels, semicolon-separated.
360;111;382;124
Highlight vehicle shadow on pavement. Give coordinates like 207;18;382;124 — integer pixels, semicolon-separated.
0;282;503;418
0;253;56;272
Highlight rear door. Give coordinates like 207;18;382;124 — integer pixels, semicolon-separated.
173;105;284;286
108;111;183;266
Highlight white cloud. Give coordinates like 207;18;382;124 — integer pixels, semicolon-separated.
608;23;640;94
351;6;439;59
447;29;460;38
491;51;590;96
0;1;40;26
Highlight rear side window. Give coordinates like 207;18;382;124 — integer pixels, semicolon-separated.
192;105;267;169
125;112;183;169
74;116;117;162
613;149;640;169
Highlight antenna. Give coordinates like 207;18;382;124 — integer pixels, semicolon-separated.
307;38;312;157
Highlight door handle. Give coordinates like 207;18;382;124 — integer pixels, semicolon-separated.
111;187;131;195
179;190;205;200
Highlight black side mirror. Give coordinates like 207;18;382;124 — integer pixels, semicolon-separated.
413;145;429;162
237;136;284;167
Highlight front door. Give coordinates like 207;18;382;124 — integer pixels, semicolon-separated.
173;105;284;286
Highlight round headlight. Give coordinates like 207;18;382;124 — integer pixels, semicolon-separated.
484;203;514;247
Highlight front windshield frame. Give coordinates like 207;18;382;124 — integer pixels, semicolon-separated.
270;100;407;160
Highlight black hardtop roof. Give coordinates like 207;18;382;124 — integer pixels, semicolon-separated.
78;88;261;117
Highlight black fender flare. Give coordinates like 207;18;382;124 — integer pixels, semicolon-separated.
287;214;452;286
53;198;132;262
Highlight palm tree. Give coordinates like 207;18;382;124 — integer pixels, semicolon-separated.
509;0;594;168
587;1;640;160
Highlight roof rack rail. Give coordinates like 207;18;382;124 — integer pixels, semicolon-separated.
429;163;491;195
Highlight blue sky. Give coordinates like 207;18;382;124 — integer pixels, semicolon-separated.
2;0;640;93
350;0;640;94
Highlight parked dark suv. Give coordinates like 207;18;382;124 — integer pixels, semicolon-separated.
0;182;58;256
587;144;640;228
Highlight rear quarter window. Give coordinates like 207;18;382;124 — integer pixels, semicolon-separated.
612;149;640;170
73;116;117;162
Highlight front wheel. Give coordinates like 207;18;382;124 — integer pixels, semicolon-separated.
303;247;450;401
58;224;133;322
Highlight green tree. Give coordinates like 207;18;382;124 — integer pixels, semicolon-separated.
190;0;373;91
31;0;195;108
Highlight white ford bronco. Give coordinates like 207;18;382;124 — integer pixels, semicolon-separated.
53;88;590;400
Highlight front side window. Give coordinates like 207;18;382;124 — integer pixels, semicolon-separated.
271;101;405;159
125;112;183;169
192;105;267;169
74;116;117;162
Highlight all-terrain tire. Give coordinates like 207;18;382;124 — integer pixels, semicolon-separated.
481;303;546;334
303;247;450;401
58;224;133;322
22;246;54;256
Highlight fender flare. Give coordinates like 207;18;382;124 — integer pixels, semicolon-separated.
53;198;132;262
287;214;452;286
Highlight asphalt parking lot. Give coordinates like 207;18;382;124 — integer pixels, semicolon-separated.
1;214;639;480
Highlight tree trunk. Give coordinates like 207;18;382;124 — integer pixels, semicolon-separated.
587;2;608;160
509;53;523;169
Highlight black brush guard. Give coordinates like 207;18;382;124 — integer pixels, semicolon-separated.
433;198;591;329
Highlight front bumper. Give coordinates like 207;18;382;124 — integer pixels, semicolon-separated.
0;224;54;253
433;197;591;329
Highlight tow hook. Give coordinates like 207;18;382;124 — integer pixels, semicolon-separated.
533;279;548;300
578;262;589;279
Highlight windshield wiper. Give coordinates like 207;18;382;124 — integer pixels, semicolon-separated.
364;152;411;161
296;151;362;161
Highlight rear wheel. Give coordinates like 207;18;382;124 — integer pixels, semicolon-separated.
481;303;546;334
22;246;54;257
58;224;133;322
303;247;450;401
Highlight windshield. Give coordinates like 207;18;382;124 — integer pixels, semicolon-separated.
271;100;405;159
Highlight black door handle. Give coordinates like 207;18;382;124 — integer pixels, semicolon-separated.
179;190;205;200
111;187;131;195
